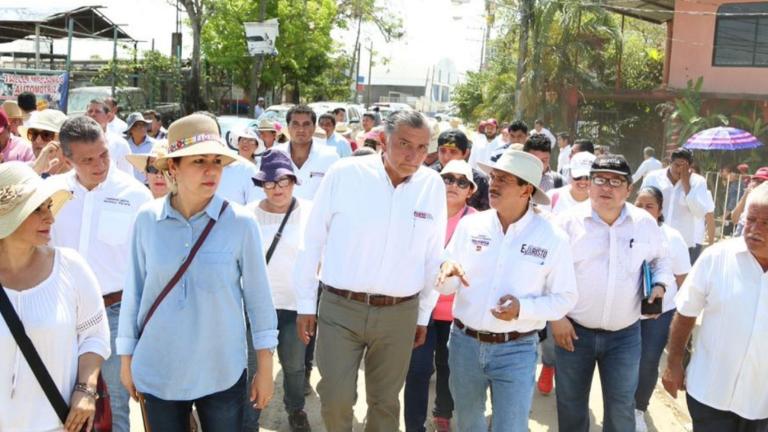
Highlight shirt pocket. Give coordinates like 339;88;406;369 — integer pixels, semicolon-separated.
97;207;134;246
195;252;237;292
622;239;649;277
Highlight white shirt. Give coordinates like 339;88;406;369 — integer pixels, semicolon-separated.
557;145;572;175
556;202;674;330
106;132;134;175
632;157;663;184
49;168;153;296
531;127;556;149
250;198;312;311
468;133;489;170
641;169;713;248
655;224;691;315
294;154;446;325
439;208;578;333
107;116;127;135
546;185;585;215
676;238;768;420
218;160;260;206
274;141;340;200
694;188;716;245
0;248;110;432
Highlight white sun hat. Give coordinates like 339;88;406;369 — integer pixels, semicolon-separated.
478;149;550;205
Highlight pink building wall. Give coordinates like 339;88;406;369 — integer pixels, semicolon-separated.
668;0;768;95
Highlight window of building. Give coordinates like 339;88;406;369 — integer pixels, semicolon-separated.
713;3;768;67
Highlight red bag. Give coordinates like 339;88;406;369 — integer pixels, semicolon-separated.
90;374;112;432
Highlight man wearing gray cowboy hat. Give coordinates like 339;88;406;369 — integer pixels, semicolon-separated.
123;112;157;184
49;116;153;432
436;149;578;432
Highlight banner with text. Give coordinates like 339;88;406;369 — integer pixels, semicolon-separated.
0;69;70;112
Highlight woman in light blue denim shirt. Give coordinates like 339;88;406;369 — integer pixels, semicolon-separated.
116;114;278;431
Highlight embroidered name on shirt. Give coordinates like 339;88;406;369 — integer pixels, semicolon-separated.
413;211;433;220
309;171;325;178
520;244;548;260
471;234;491;251
103;197;131;207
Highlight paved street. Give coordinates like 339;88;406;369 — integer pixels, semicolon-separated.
130;355;693;431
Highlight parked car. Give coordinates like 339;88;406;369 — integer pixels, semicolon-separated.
67;86;183;126
369;102;414;119
256;103;294;128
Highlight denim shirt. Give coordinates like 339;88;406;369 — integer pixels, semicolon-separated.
116;194;278;400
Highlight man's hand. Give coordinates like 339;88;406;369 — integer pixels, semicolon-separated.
551;318;578;352
435;260;469;287
490;295;519;321
643;284;666;318
680;161;692;193
413;325;427;348
296;314;317;345
662;360;686;398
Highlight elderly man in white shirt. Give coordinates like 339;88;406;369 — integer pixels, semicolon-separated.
294;111;446;432
49;116;153;432
641;148;712;263
553;154;673;432
437;149;578;432
662;182;768;432
631;146;663;184
274;105;339;201
530;118;557;150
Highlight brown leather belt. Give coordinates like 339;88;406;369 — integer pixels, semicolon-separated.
322;283;417;307
454;318;537;344
103;291;123;307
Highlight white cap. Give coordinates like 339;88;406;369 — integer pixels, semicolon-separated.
569;151;597;178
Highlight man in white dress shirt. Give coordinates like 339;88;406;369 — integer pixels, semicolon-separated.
662;182;768;432
49;116;153;432
530;118;556;150
437;149;578;432
553;154;673;432
294;111;446;432
274;105;339;201
641;148;712;263
631;146;662;185
104;96;128;136
556;132;572;177
86;100;134;175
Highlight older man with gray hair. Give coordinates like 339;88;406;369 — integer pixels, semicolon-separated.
662;182;768;432
294;110;446;432
632;146;662;184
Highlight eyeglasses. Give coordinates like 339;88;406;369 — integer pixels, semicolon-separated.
263;177;293;190
27;129;55;142
145;161;160;175
591;176;627;188
442;175;472;189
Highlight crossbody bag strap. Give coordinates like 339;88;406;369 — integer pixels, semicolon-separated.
139;200;229;336
265;197;297;265
0;284;70;424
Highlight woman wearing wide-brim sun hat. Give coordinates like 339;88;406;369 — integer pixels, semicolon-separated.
125;140;170;198
229;126;262;164
0;161;110;432
116;113;278;430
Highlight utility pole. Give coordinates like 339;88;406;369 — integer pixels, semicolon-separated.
250;0;268;115
366;40;373;106
480;0;492;70
354;42;362;104
514;0;533;120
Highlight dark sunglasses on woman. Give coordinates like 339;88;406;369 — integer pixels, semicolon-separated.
442;174;472;189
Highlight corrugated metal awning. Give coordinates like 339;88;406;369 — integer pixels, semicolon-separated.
0;5;132;43
599;0;674;24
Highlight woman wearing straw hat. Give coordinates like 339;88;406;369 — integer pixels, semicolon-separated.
244;149;312;431
125;141;170;199
116;114;277;431
0;162;110;432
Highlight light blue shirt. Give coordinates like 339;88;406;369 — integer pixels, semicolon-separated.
116;194;278;400
325;133;353;158
126;134;156;184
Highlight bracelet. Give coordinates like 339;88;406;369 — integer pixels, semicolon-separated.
73;383;99;400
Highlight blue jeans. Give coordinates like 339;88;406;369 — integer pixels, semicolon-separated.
636;310;675;411
540;322;556;367
556;320;641;432
404;320;454;432
105;303;130;432
144;370;246;431
448;327;538;432
244;309;306;431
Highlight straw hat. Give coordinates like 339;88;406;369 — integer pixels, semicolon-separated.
1;100;23;119
0;162;72;239
257;118;278;132
335;123;351;135
154;114;239;171
478;149;550;205
19;109;67;140
126;140;169;173
440;159;477;191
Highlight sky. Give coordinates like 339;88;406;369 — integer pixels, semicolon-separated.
0;0;486;86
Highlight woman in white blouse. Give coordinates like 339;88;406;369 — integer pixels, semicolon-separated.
633;185;691;432
0;161;110;431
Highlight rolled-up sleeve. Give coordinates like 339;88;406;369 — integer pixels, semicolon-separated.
241;217;278;351
73;252;111;359
517;238;579;321
675;248;714;317
116;211;147;356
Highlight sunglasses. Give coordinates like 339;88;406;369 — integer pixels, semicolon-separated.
591;176;627;188
572;176;589;181
263;177;293;190
27;129;55;142
442;175;472;189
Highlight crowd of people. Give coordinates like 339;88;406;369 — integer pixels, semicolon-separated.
0;94;766;432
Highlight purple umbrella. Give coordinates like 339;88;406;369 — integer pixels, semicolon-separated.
684;127;763;151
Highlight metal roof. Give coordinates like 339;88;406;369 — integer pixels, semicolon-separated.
0;6;132;44
599;0;675;24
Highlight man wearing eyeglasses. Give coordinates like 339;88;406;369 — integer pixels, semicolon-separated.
552;154;674;432
430;129;489;210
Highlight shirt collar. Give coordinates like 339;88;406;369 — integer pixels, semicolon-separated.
158;193;226;222
70;167;114;193
493;205;535;235
585;203;630;226
376;154;415;186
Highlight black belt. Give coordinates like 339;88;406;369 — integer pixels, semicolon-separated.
453;318;537;344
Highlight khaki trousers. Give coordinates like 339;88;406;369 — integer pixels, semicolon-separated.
316;291;419;432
